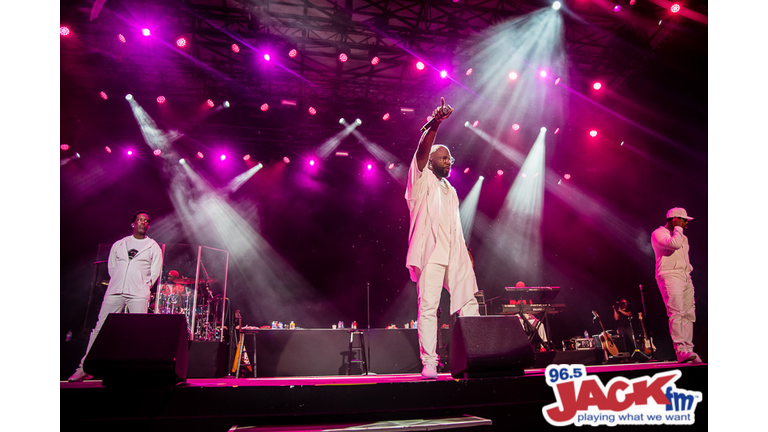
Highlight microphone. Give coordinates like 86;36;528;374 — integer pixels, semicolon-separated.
420;105;453;132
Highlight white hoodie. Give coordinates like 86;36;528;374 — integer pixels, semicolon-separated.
104;235;163;299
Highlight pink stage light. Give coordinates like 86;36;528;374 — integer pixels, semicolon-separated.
308;107;317;115
105;146;112;153
100;91;108;100
512;124;520;131
416;61;425;70
118;34;126;43
589;130;598;137
521;173;527;178
382;113;390;121
263;53;271;61
630;0;636;4
593;82;602;90
220;154;227;161
176;37;187;48
554;128;560;134
61;144;70;151
339;53;348;62
231;44;240;53
614;5;621;12
671;4;681;13
60;26;71;36
539;70;548;78
497;170;504;176
157;96;166;104
472;120;479;128
509;71;518;80
197;152;204;159
371;56;380;65
367;163;373;170
127;150;133;156
153;149;162;156
207;99;215;107
564;174;571;180
440;70;448;78
555;77;561;85
388;163;395;170
243;154;251;161
309;159;315;166
142;28;151;36
260;103;269;111
466;68;473;76
283;157;291;164
289;49;298;58
463;167;470;174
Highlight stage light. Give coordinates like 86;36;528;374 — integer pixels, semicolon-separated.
620;141;625;146
118;34;126;43
220;154;227;161
564;174;571;179
105;146;112;153
509;71;518;80
127;150;133;156
260;103;269;111
100;91;108;100
416;61;425;70
153;149;162;156
281;100;297;106
60;26;71;36
552;1;561;10
473;120;479;127
176;37;187;47
243;154;251;161
521;173;527;178
179;158;186;165
142;28;151;36
125;94;133;101
388;163;395;170
335;151;349;157
593;82;602;90
382;113;390;121
466;68;473;76
589;130;598;138
339;53;348;62
61;144;69;151
554;128;560;134
355;119;362;125
479;176;484;180
497;170;504;176
308;107;317;115
309;159;316;166
464;167;470;174
371;56;380;65
539;70;547;78
263;53;271;61
541;127;547;132
197;152;204;159
289;48;298;58
223;101;231;108
207;99;215;107
614;5;621;12
367;163;373;170
630;0;636;4
555;78;561;85
339;118;346;124
464;121;470;127
232;44;240;53
512;124;520;131
283;157;291;163
440;70;448;78
671;4;681;13
157;96;166;104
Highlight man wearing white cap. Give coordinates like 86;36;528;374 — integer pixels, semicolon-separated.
405;97;480;379
650;207;703;364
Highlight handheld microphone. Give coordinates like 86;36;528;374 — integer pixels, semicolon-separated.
420;105;453;132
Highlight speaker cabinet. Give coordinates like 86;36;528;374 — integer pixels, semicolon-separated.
83;313;189;386
450;315;535;378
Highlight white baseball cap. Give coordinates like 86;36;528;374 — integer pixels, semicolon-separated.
666;207;693;220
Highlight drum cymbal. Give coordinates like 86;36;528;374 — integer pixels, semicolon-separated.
173;277;196;284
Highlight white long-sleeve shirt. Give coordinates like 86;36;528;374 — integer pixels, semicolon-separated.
651;225;693;281
405;153;478;315
105;235;163;299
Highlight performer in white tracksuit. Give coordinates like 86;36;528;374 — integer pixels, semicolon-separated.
405;97;480;380
650;207;703;364
68;211;164;381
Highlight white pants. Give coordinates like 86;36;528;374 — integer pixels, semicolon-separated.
656;276;696;354
417;263;479;365
78;293;149;370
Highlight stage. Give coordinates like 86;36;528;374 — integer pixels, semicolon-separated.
61;361;707;431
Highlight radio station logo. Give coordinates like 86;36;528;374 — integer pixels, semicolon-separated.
542;364;702;427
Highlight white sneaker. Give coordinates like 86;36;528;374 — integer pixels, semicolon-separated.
421;363;438;380
676;351;698;364
67;368;93;382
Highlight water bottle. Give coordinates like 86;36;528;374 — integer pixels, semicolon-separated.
584;330;589;339
290;321;295;329
65;330;72;342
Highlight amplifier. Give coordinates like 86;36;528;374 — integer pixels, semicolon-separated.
575;337;597;350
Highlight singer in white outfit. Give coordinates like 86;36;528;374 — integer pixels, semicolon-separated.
405;97;480;380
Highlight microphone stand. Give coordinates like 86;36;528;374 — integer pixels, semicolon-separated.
638;284;656;359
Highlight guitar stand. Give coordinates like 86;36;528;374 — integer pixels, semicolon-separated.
628;317;652;363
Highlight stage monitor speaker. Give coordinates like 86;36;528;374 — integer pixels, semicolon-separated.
83;313;189;386
450;315;535;378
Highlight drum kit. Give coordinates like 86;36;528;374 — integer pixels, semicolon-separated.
154;276;222;341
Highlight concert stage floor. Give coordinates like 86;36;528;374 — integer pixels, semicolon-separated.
60;361;707;432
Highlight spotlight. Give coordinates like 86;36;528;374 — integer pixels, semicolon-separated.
60;26;71;36
339;118;346;124
207;99;215;107
283;156;291;163
497;170;504;176
355;119;362;125
388;163;395;170
243;154;251;161
552;1;561;10
479;175;484;180
223;101;231;108
125;94;133;100
61;144;69;151
100;91;108;100
142;28;151;36
473;120;479;128
127;150;133;156
308;107;317;115
554;128;560;134
339;53;348;62
371;56;380;65
464;121;470;127
564;174;571;180
464;167;470;174
589;130;598;137
416;61;425;70
197;152;204;159
153;149;162;156
614;5;621;12
232;44;240;53
593;82;602;90
512;124;520;131
671;4;681;13
508;71;518;80
466;68;473;76
105;146;112;153
289;48;298;58
539;70;548;78
220;154;227;161
260;103;269;111
157;96;166;104
176;37;187;48
179;158;186;165
367;163;373;170
440;70;448;79
118;34;126;43
554;78;561;85
541;127;547;132
382;113;390;121
309;159;315;166
264;53;271;61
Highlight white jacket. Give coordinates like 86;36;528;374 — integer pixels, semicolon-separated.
405;153;478;315
105;235;163;299
651;225;693;281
